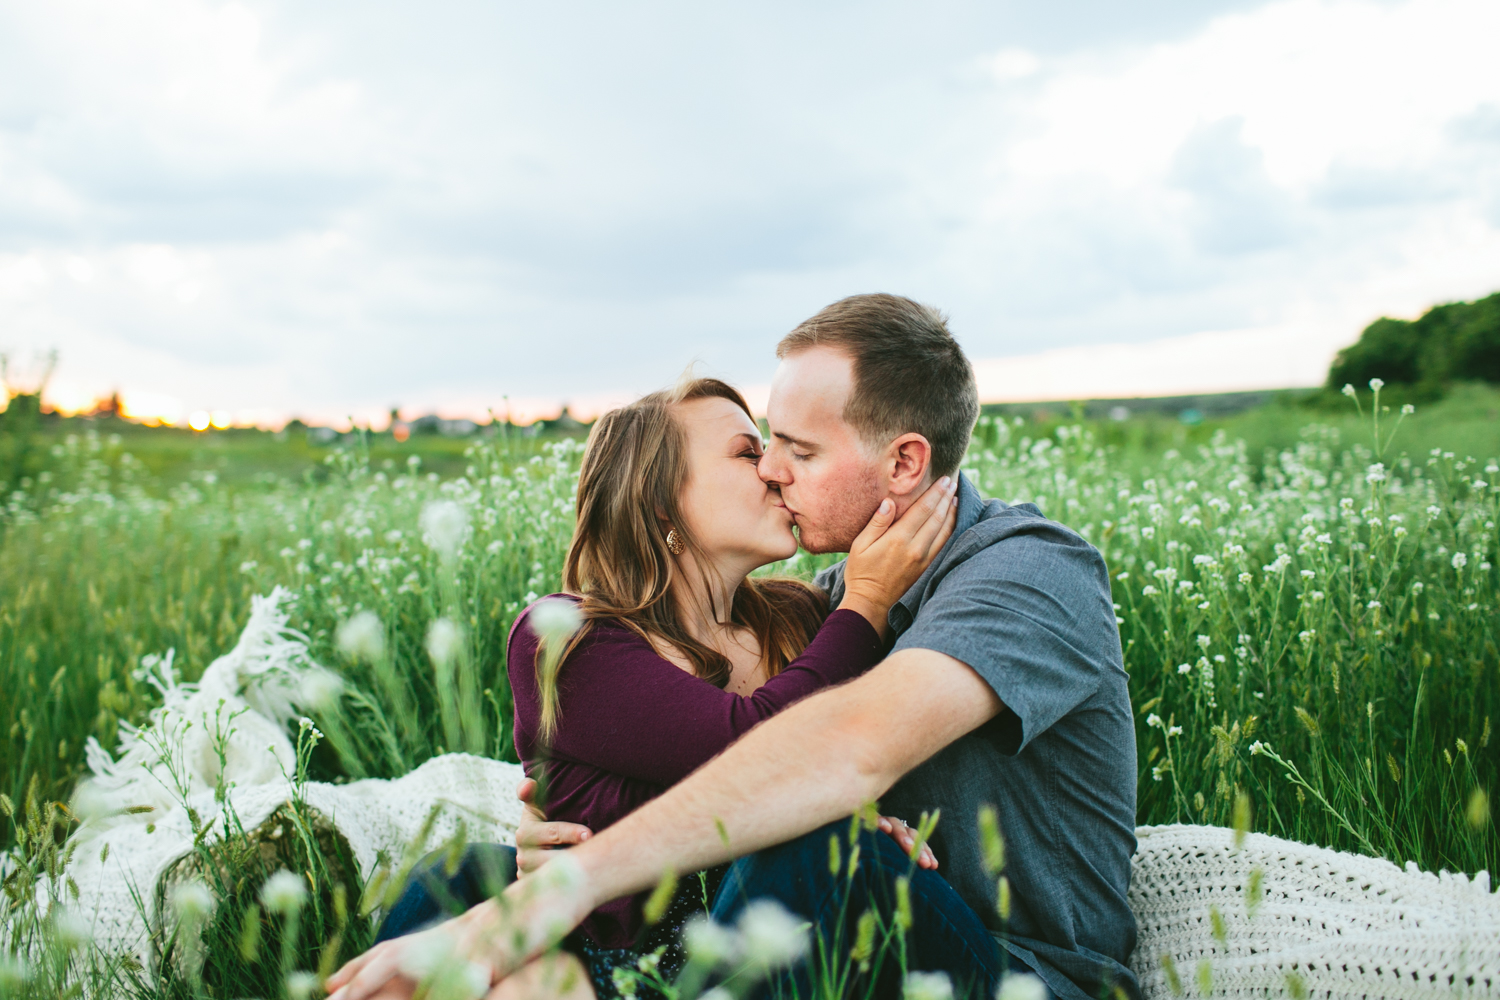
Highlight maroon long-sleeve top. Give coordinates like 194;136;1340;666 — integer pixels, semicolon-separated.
507;588;886;947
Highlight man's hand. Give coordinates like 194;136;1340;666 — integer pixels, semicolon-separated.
838;476;958;637
515;778;593;875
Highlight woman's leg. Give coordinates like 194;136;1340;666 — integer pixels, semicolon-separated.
374;843;518;943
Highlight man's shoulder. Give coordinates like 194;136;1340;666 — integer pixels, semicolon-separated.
949;497;1098;569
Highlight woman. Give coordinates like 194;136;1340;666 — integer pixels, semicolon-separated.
361;376;957;997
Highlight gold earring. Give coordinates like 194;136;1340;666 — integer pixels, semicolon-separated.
666;528;684;555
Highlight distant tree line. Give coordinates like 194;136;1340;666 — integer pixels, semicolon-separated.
1328;290;1500;396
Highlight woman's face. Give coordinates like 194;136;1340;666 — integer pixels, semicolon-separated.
674;396;799;571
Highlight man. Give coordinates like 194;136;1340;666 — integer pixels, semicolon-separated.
329;294;1139;1000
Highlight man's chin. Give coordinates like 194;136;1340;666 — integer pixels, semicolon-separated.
795;527;856;556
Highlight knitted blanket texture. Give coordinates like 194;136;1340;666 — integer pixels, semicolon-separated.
63;589;524;976
53;594;1500;997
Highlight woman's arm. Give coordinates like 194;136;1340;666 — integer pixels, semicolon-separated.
519;607;885;787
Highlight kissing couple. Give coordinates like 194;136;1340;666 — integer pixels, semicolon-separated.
329;294;1139;1000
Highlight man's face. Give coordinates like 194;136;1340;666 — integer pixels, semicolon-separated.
759;346;886;554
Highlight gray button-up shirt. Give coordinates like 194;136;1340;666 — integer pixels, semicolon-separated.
816;473;1138;1000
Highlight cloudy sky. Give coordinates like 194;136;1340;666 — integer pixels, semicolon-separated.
2;0;1498;426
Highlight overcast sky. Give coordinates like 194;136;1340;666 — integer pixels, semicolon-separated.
2;0;1498;426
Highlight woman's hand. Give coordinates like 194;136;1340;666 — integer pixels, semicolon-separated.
837;476;959;637
514;778;593;875
879;815;938;870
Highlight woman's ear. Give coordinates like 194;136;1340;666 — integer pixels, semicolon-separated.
884;433;933;498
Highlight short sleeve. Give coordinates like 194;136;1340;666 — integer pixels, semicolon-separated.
891;529;1120;755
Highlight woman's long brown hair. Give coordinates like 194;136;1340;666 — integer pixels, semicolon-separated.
534;376;825;742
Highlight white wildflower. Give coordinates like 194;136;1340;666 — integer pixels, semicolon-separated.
903;970;954;1000
1367;600;1381;610
1249;741;1267;755
426;617;464;667
1300;569;1315;579
1402;403;1415;415
1341;384;1356;398
170;881;215;923
420;500;471;558
1365;463;1386;484
336;610;385;661
1453;552;1468;570
1198;601;1210;610
286;971;321;1000
1427;505;1441;517
1368;378;1384;391
1474;480;1489;491
537;852;586;893
70;782;113;824
1299;630;1316;644
1394;526;1407;538
1167;724;1183;737
1147;714;1164;730
1141;585;1160;596
260;869;308;915
297;668;344;709
1178;663;1192;675
1196;635;1211;650
737;899;809;970
1238;572;1253;585
1316;533;1332;545
531;598;584;644
50;910;92;951
398;929;456;979
997;974;1048;1000
683;915;739;966
0;955;28;990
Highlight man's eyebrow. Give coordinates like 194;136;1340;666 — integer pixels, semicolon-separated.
772;431;816;449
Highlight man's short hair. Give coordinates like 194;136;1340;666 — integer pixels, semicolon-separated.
777;294;979;479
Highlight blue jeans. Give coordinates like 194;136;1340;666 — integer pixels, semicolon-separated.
712;819;1037;1000
375;844;518;942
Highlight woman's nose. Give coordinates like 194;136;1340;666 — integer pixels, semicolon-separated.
757;451;784;484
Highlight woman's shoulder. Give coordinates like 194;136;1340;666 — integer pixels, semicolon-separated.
508;595;638;655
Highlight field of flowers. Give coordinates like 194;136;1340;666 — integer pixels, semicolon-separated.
1;385;1496;998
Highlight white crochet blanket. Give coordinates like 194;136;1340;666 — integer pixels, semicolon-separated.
1130;824;1500;999
63;589;524;975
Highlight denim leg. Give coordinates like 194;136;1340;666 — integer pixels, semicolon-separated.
374;843;518;943
712;820;1009;1000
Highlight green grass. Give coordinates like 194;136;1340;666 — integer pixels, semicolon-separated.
2;384;1497;998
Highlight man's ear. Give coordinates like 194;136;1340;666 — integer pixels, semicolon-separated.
884;432;933;499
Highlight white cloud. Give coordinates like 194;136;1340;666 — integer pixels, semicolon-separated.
0;0;1497;419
